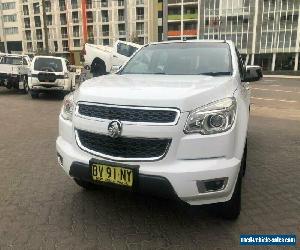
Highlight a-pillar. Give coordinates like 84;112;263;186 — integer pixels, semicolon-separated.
294;52;299;71
245;54;250;65
271;53;276;72
250;54;255;65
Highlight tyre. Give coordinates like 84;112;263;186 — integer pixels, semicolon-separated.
215;145;247;220
58;91;68;100
6;81;12;89
217;172;242;220
74;178;100;190
91;58;106;77
241;140;248;177
22;77;29;94
30;91;39;99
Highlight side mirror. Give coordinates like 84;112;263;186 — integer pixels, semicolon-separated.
111;65;122;73
243;65;262;82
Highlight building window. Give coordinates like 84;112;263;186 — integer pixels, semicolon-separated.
59;0;66;11
136;7;144;20
101;10;109;22
61;27;68;38
4;27;18;35
54;41;58;52
60;14;67;25
71;0;78;9
72;12;79;23
37;42;44;50
27;42;32;51
103;39;109;45
25;30;31;40
46;15;52;26
87;11;93;23
34;16;41;27
33;3;40;14
2;2;16;10
73;39;81;47
24;18;30;28
73;26;80;37
3;14;17;22
23;5;29;15
45;1;51;12
36;29;43;40
62;40;69;51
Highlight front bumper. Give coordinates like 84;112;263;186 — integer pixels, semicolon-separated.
28;77;70;91
56;132;241;206
69;161;179;200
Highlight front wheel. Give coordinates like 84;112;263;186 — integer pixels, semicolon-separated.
30;91;39;99
217;172;242;220
22;77;29;94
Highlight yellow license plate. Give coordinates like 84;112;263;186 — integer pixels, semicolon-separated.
91;163;134;187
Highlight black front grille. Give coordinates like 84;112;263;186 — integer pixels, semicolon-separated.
76;129;171;159
78;104;178;124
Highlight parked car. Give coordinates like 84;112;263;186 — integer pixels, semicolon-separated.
28;56;76;99
57;40;260;219
83;40;141;77
0;54;31;93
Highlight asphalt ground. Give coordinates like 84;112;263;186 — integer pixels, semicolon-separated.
0;77;299;249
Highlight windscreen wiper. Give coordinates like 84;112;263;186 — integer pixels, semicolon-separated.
199;72;232;76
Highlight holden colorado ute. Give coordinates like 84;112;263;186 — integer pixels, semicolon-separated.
56;40;260;219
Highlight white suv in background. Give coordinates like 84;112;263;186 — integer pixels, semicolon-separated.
28;56;75;99
56;41;260;219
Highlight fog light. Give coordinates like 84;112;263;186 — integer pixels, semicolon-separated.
196;178;228;193
57;153;63;167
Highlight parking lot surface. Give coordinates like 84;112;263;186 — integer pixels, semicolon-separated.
0;78;299;249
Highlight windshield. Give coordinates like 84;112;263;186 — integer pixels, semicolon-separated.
0;56;26;65
120;42;232;76
34;57;63;72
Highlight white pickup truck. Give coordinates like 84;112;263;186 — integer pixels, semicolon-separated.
0;54;31;93
57;40;261;220
83;40;141;77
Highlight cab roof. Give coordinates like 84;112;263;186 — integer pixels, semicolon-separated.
148;39;233;46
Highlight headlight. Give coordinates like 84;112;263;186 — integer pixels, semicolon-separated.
184;97;236;135
61;93;75;121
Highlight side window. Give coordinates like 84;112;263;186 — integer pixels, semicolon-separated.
117;43;130;57
235;48;245;78
117;43;138;57
127;45;138;57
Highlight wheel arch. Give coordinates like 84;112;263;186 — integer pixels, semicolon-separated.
91;57;107;75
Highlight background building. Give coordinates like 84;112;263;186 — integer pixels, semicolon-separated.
163;0;300;71
19;0;160;63
0;0;160;64
0;0;23;53
1;0;300;71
